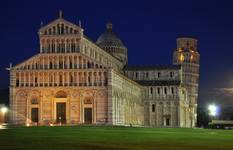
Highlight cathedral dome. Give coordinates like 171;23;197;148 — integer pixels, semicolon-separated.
96;22;128;65
96;22;126;48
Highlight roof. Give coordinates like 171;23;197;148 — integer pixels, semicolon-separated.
124;65;181;71
136;80;181;86
96;22;126;48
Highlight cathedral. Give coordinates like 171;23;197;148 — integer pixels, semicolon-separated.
8;12;200;127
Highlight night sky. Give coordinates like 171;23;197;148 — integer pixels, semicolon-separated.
0;0;233;107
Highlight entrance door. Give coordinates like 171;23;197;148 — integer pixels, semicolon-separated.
56;102;66;123
84;108;92;124
31;108;39;123
166;118;170;126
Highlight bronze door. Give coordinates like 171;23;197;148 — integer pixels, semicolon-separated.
56;102;66;123
84;108;92;124
31;108;39;123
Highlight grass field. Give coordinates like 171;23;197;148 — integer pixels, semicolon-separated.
0;126;232;150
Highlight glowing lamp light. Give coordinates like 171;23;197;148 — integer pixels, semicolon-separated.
0;124;2;129
208;104;218;116
26;123;30;127
179;54;184;62
0;107;8;114
49;123;54;127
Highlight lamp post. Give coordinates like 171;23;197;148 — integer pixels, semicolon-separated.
0;106;8;124
208;104;219;128
208;104;217;117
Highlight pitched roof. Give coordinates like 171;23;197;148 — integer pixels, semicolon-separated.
136;80;181;86
124;65;181;71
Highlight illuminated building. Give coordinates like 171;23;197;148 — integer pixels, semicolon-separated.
8;11;199;127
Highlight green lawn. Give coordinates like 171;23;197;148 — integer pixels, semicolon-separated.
0;126;232;150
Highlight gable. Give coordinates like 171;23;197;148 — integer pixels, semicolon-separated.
38;18;83;36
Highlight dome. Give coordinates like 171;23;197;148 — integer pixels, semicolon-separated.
96;22;126;49
96;22;128;66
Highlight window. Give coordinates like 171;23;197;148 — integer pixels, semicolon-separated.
57;24;60;34
158;72;161;78
35;77;38;83
152;104;155;112
164;88;167;94
170;72;173;78
70;61;73;68
70;28;73;34
70;75;73;83
16;79;19;86
146;72;149;78
166;118;170;126
61;24;64;34
71;43;75;52
157;88;160;94
87;62;91;68
52;43;55;52
150;87;153;94
171;87;174;94
31;99;39;104
59;75;63;83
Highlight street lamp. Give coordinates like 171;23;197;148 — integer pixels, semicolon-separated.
0;107;8;114
208;104;218;116
0;106;8;125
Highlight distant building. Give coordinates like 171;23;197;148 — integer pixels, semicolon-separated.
8;11;200;127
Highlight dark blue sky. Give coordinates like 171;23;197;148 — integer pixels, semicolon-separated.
0;0;233;106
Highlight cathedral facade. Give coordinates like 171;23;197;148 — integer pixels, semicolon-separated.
9;12;200;127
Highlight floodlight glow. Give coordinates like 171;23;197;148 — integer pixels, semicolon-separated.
26;123;30;127
0;107;8;114
208;104;218;116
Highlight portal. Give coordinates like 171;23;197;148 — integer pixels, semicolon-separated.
31;108;39;123
84;108;92;124
56;102;66;123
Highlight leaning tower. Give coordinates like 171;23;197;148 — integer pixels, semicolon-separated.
173;37;200;127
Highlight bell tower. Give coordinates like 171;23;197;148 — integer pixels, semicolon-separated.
173;37;200;127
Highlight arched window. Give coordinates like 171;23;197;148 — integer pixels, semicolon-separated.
16;79;19;87
146;72;149;78
171;87;174;94
150;87;153;94
59;74;63;84
152;104;155;112
48;28;52;35
53;26;56;34
158;72;161;78
71;43;75;52
57;24;60;34
70;28;73;34
70;61;73;69
49;62;53;69
61;24;64;34
70;74;73;83
157;88;160;94
164;88;167;94
59;61;63;69
170;72;173;78
87;62;91;68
